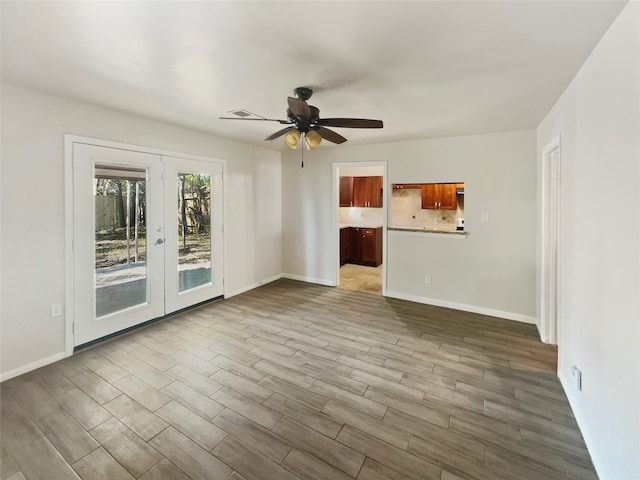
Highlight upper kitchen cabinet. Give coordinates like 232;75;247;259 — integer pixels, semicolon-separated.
421;183;457;210
340;176;354;207
353;176;383;208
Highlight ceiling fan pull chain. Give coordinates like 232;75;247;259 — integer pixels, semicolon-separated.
301;141;304;168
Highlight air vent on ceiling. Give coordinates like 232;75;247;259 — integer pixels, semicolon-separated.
229;109;253;118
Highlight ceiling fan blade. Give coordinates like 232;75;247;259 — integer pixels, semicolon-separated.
316;118;383;128
265;126;296;141
219;117;289;124
315;126;347;144
287;97;311;120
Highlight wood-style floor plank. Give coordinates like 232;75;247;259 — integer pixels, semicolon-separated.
0;279;595;480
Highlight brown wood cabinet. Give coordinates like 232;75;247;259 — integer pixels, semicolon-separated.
421;183;457;210
392;184;422;190
339;176;354;207
353;176;383;208
345;227;382;267
340;227;351;265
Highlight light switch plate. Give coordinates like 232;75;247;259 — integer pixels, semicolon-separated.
51;303;62;317
481;211;490;222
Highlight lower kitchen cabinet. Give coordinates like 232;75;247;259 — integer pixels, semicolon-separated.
341;227;382;267
340;227;351;265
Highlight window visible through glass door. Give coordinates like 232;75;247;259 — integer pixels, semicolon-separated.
95;165;149;317
177;172;213;293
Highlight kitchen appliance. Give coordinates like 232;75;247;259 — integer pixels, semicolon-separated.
456;218;464;231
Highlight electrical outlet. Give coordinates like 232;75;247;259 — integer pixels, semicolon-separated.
50;303;62;318
425;275;432;285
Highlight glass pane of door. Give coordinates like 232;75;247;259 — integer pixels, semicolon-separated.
177;172;212;293
95;165;148;317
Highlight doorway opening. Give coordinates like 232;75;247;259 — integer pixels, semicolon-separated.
334;163;387;295
541;135;561;346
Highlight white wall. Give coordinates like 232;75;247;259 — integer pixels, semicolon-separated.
282;129;537;322
536;3;640;479
0;84;282;378
339;165;383;177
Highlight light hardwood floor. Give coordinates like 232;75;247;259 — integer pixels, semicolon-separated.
0;279;597;480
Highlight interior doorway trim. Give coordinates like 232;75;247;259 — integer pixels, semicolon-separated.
64;135;228;357
540;134;561;346
332;161;388;295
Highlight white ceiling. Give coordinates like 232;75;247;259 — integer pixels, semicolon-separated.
1;1;627;151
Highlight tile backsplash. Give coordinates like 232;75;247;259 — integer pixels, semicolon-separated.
391;188;464;228
339;207;384;226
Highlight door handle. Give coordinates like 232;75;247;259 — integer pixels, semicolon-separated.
155;238;165;245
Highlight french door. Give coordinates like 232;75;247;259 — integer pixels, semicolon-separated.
72;143;223;346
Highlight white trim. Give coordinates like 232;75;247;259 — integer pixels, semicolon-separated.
0;352;67;382
558;373;605;480
282;273;336;287
225;274;283;298
222;161;229;300
64;136;75;356
65;135;226;164
540;134;561;345
386;290;538;325
333;161;388;295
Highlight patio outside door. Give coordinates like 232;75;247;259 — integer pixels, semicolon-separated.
72;143;223;346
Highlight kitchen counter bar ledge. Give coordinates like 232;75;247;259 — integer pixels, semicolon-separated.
388;226;467;237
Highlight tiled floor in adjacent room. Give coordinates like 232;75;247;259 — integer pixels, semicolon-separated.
0;279;596;480
339;264;382;295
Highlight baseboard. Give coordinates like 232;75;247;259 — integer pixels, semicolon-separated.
558;372;605;480
385;290;538;325
0;351;67;382
225;274;283;298
281;273;337;287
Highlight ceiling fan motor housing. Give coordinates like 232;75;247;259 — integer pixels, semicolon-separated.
293;87;313;101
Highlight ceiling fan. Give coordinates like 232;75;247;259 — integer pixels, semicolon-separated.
220;87;384;151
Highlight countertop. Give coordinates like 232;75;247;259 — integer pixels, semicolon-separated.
339;223;383;229
340;224;465;235
388;225;466;235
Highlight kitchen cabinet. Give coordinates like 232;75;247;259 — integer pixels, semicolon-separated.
340;227;351;265
348;227;382;267
422;183;457;210
353;176;383;208
339;176;354;207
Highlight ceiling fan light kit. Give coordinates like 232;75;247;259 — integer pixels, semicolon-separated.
220;87;384;164
305;130;322;149
284;129;300;149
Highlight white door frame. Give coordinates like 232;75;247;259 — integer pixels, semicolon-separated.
64;135;228;356
332;161;388;295
540;135;561;346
